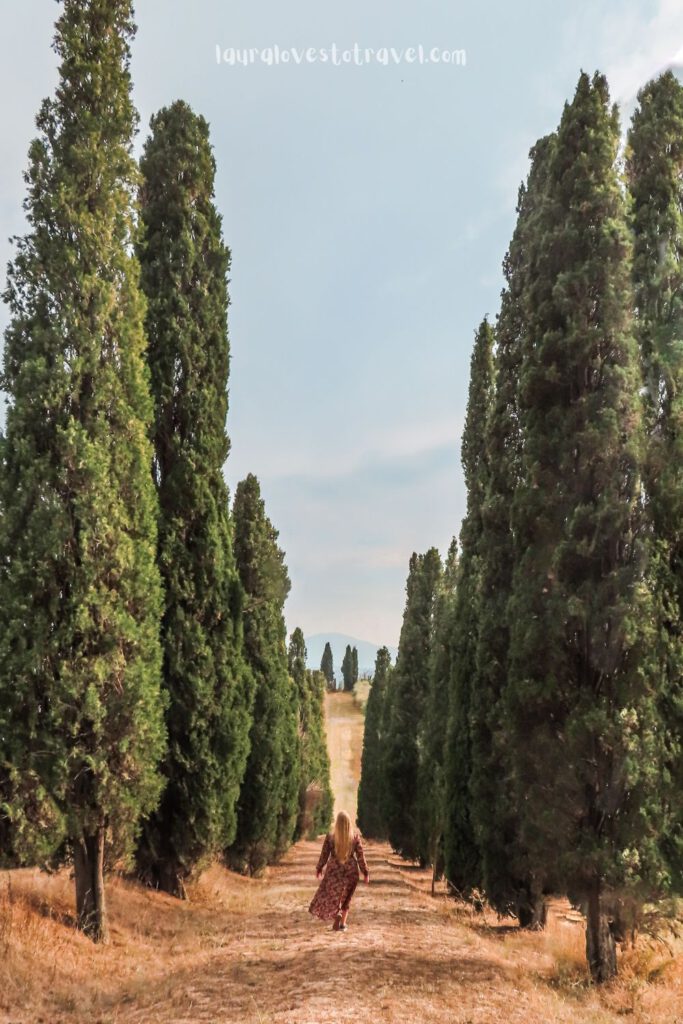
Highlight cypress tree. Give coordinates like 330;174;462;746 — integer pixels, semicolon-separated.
134;100;253;896
352;646;359;686
341;644;354;692
227;475;298;874
304;668;334;836
357;646;392;838
443;321;494;898
627;73;683;885
417;540;458;877
470;140;554;927
384;549;442;861
289;630;333;837
0;0;164;941
320;641;335;690
506;72;667;982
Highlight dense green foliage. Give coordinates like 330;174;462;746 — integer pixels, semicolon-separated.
289;629;333;838
443;321;494;898
341;644;354;691
134;100;253;897
227;475;298;874
0;0;165;941
357;647;392;838
383;549;442;861
364;69;683;983
416;540;457;873
470;140;554;927
627;73;683;887
320;642;335;690
505;73;672;981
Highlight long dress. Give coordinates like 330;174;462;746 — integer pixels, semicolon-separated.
308;831;369;921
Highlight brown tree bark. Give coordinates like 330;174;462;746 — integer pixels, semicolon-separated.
516;884;547;930
73;826;108;943
586;883;617;983
154;857;188;899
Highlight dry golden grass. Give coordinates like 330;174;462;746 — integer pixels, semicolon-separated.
2;692;682;1023
352;678;371;713
324;691;364;821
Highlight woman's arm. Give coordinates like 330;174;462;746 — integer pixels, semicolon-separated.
355;835;370;881
316;834;332;877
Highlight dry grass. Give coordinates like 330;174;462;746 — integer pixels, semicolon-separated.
2;693;683;1023
0;862;262;1023
324;691;364;821
352;678;371;713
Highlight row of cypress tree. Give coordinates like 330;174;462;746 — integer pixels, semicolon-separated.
358;70;683;983
0;0;331;942
341;643;359;691
320;641;359;691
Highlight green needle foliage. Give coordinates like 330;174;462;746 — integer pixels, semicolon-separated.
384;549;442;861
341;644;354;691
506;72;668;982
443;321;494;899
135;100;253;897
352;646;359;686
0;0;164;942
289;629;333;838
417;540;458;875
627;72;683;886
471;141;554;928
227;474;298;874
357;646;393;838
320;642;335;690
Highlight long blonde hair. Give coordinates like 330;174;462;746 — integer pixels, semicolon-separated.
333;811;353;862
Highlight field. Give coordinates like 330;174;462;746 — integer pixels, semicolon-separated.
0;692;682;1023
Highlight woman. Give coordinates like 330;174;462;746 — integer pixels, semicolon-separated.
309;810;369;931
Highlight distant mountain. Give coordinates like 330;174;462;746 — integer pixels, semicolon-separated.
305;633;398;680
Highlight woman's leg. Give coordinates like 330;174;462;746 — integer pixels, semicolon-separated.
339;876;358;926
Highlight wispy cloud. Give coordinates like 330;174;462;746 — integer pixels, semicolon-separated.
253;436;464;646
596;0;683;103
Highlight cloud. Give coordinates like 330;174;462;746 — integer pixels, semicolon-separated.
249;434;465;647
595;0;683;103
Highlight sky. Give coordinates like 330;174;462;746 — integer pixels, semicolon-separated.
1;1;683;649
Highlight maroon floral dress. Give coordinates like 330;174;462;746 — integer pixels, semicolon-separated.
309;832;369;920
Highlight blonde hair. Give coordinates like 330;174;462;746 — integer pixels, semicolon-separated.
333;811;353;862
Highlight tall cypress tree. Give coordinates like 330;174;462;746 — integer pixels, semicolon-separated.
289;630;333;837
443;321;494;898
627;73;683;886
134;100;253;896
0;0;164;941
470;140;554;927
384;549;442;861
351;646;359;686
341;644;354;692
227;475;298;874
357;646;392;838
506;73;667;982
417;540;458;876
320;642;335;690
303;668;334;836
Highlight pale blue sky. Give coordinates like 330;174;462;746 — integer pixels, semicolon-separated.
2;1;683;647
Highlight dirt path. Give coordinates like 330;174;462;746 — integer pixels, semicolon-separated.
324;691;364;822
7;688;683;1024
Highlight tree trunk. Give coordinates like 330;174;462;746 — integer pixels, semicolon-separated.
431;833;439;897
73;826;108;943
157;857;188;899
586;884;617;983
516;884;547;930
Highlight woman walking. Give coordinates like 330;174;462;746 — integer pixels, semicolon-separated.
309;811;369;931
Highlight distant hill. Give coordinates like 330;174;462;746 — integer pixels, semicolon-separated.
305;633;398;681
